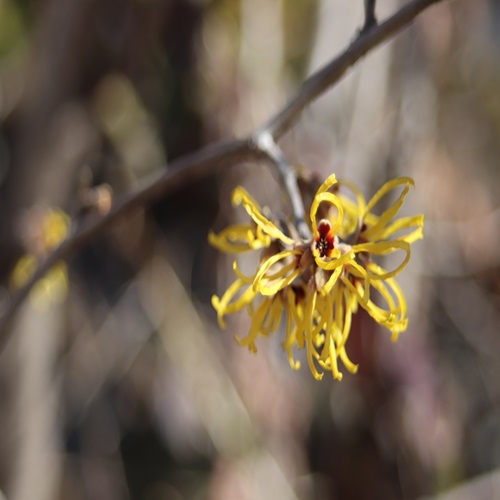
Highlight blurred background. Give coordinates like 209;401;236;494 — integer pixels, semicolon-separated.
0;0;499;499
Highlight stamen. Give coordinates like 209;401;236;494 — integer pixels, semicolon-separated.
315;219;335;258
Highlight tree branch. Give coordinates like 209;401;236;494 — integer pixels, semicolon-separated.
0;0;446;344
361;0;378;34
253;131;311;240
260;0;443;140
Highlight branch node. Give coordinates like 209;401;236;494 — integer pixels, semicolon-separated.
253;131;312;241
361;0;378;34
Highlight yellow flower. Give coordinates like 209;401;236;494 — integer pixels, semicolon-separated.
209;187;297;330
10;207;70;309
334;177;424;340
210;174;423;380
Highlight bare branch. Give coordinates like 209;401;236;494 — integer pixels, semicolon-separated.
361;0;378;34
0;139;254;339
253;131;311;240
261;0;443;140
0;0;446;344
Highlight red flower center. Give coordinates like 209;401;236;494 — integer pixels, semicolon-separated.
315;220;335;258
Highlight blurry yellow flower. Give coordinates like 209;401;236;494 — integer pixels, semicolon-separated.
210;174;423;380
10;207;70;309
40;208;70;250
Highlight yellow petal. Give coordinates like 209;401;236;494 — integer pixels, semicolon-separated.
317;292;343;380
363;177;414;216
336;285;355;352
338;345;358;374
261;296;283;335
362;178;414;241
253;249;301;296
304;291;323;380
322;265;343;295
232;187;294;245
336;195;360;239
341;275;392;326
375;214;424;242
10;254;37;290
283;289;301;369
339;178;367;215
208;225;271;253
309;173;339;236
314;248;355;272
367;262;408;340
319;292;333;361
353;240;411;280
235;297;272;351
310;192;344;236
329;341;343;380
211;278;256;328
316;173;339;195
401;225;424;245
232;261;254;284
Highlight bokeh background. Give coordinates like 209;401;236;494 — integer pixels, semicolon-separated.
0;0;499;499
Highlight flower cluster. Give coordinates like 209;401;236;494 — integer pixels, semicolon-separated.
209;174;423;380
11;207;70;309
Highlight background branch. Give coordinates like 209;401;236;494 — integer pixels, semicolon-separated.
261;0;443;139
0;0;446;343
362;0;378;33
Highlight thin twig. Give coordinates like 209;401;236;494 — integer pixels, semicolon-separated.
361;0;378;33
253;131;311;240
260;0;443;140
0;0;446;344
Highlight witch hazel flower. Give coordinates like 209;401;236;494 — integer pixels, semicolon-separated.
209;173;423;380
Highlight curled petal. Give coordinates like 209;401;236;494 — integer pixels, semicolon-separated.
374;214;424;242
232;187;294;246
339;178;367;215
361;178;414;241
338;345;358;374
260;297;283;335
304;290;323;380
323;290;344;380
353;240;410;280
208;224;271;253
341;274;393;326
322;265;343;295
211;278;256;328
316;173;339;195
310;192;344;237
336;285;356;352
343;274;408;339
367;262;408;341
338;179;368;239
370;277;408;340
336;195;360;238
314;247;355;272
232;261;254;284
401;226;424;245
283;288;301;369
363;177;414;216
235;298;272;352
327;338;344;380
347;260;371;304
253;249;302;296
